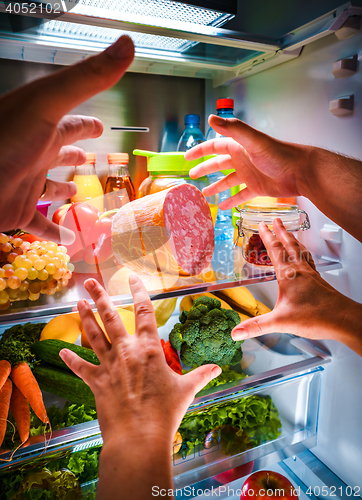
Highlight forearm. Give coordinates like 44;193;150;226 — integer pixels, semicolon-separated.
334;297;362;357
97;435;174;499
300;146;362;242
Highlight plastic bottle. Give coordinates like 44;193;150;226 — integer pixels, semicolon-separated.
104;153;135;211
206;99;235;239
71;153;104;211
205;99;237;276
177;114;206;152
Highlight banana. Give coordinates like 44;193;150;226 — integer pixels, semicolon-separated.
153;298;177;327
215;287;258;317
256;300;272;315
180;295;193;312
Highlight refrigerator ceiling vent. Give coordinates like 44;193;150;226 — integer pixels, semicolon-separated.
73;0;232;27
41;20;194;52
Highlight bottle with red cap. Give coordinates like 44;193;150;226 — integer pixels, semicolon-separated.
206;98;235;140
104;153;135;211
206;99;235;256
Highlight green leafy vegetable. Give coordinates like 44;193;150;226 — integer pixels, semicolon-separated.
0;401;100;500
0;322;45;367
178;394;281;457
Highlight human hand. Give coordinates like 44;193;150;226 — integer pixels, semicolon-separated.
231;218;362;354
0;35;134;243
59;276;222;446
185;115;312;210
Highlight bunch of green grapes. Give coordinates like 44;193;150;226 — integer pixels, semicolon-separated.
0;234;75;310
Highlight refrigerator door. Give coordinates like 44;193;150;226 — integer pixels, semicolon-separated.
209;24;362;488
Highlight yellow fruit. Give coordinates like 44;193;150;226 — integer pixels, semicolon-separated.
65;311;83;329
256;300;272;315
40;315;81;343
81;308;136;348
172;431;183;456
153;298;177;327
180;295;193;313
215;287;258;317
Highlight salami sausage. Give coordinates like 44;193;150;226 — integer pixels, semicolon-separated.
111;184;214;276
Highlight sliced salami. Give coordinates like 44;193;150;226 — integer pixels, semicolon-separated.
111;183;214;276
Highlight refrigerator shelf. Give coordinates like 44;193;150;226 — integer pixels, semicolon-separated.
0;331;329;494
0;250;341;324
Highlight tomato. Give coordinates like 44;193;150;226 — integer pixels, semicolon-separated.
60;203;100;260
83;217;113;265
60;203;113;264
52;203;72;225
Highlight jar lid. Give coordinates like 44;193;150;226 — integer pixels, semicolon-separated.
108;153;129;163
133;149;213;173
240;204;301;233
84;152;96;164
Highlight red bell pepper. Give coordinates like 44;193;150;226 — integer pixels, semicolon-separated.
160;339;182;375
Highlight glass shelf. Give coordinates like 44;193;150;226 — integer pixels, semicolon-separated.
0;244;341;323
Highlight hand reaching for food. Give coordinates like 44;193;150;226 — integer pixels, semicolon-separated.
0;35;134;244
185;115;362;243
231;218;362;357
59;275;221;500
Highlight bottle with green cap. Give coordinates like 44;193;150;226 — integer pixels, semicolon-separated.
135;150;218;225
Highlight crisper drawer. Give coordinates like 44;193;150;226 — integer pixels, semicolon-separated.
0;365;324;498
173;366;323;488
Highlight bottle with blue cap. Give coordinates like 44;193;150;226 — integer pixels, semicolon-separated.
177;114;206;152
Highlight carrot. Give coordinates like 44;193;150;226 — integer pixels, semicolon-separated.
0;360;11;391
10;384;30;443
10;363;49;424
0;378;12;448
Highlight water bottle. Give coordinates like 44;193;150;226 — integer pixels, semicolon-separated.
207;99;236;276
177;114;205;152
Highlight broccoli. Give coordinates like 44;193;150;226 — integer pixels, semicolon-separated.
169;296;243;367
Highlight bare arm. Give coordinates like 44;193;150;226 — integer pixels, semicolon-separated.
0;35;134;243
231;219;362;357
60;276;221;499
185;116;362;243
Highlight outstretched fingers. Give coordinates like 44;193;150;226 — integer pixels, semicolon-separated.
129;274;159;342
59;349;97;385
84;279;129;346
23;210;75;245
77;298;112;358
231;312;280;341
182;364;222;395
29;36;135;125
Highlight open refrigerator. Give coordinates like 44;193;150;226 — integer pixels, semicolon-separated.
0;0;361;496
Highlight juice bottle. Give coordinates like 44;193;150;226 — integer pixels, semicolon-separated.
71;153;104;211
104;153;135;211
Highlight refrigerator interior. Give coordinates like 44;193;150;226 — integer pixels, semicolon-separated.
0;2;361;493
205;28;362;488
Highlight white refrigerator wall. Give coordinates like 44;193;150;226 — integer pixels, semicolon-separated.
205;31;362;487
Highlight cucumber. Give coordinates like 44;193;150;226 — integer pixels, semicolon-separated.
31;339;100;371
33;364;96;407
